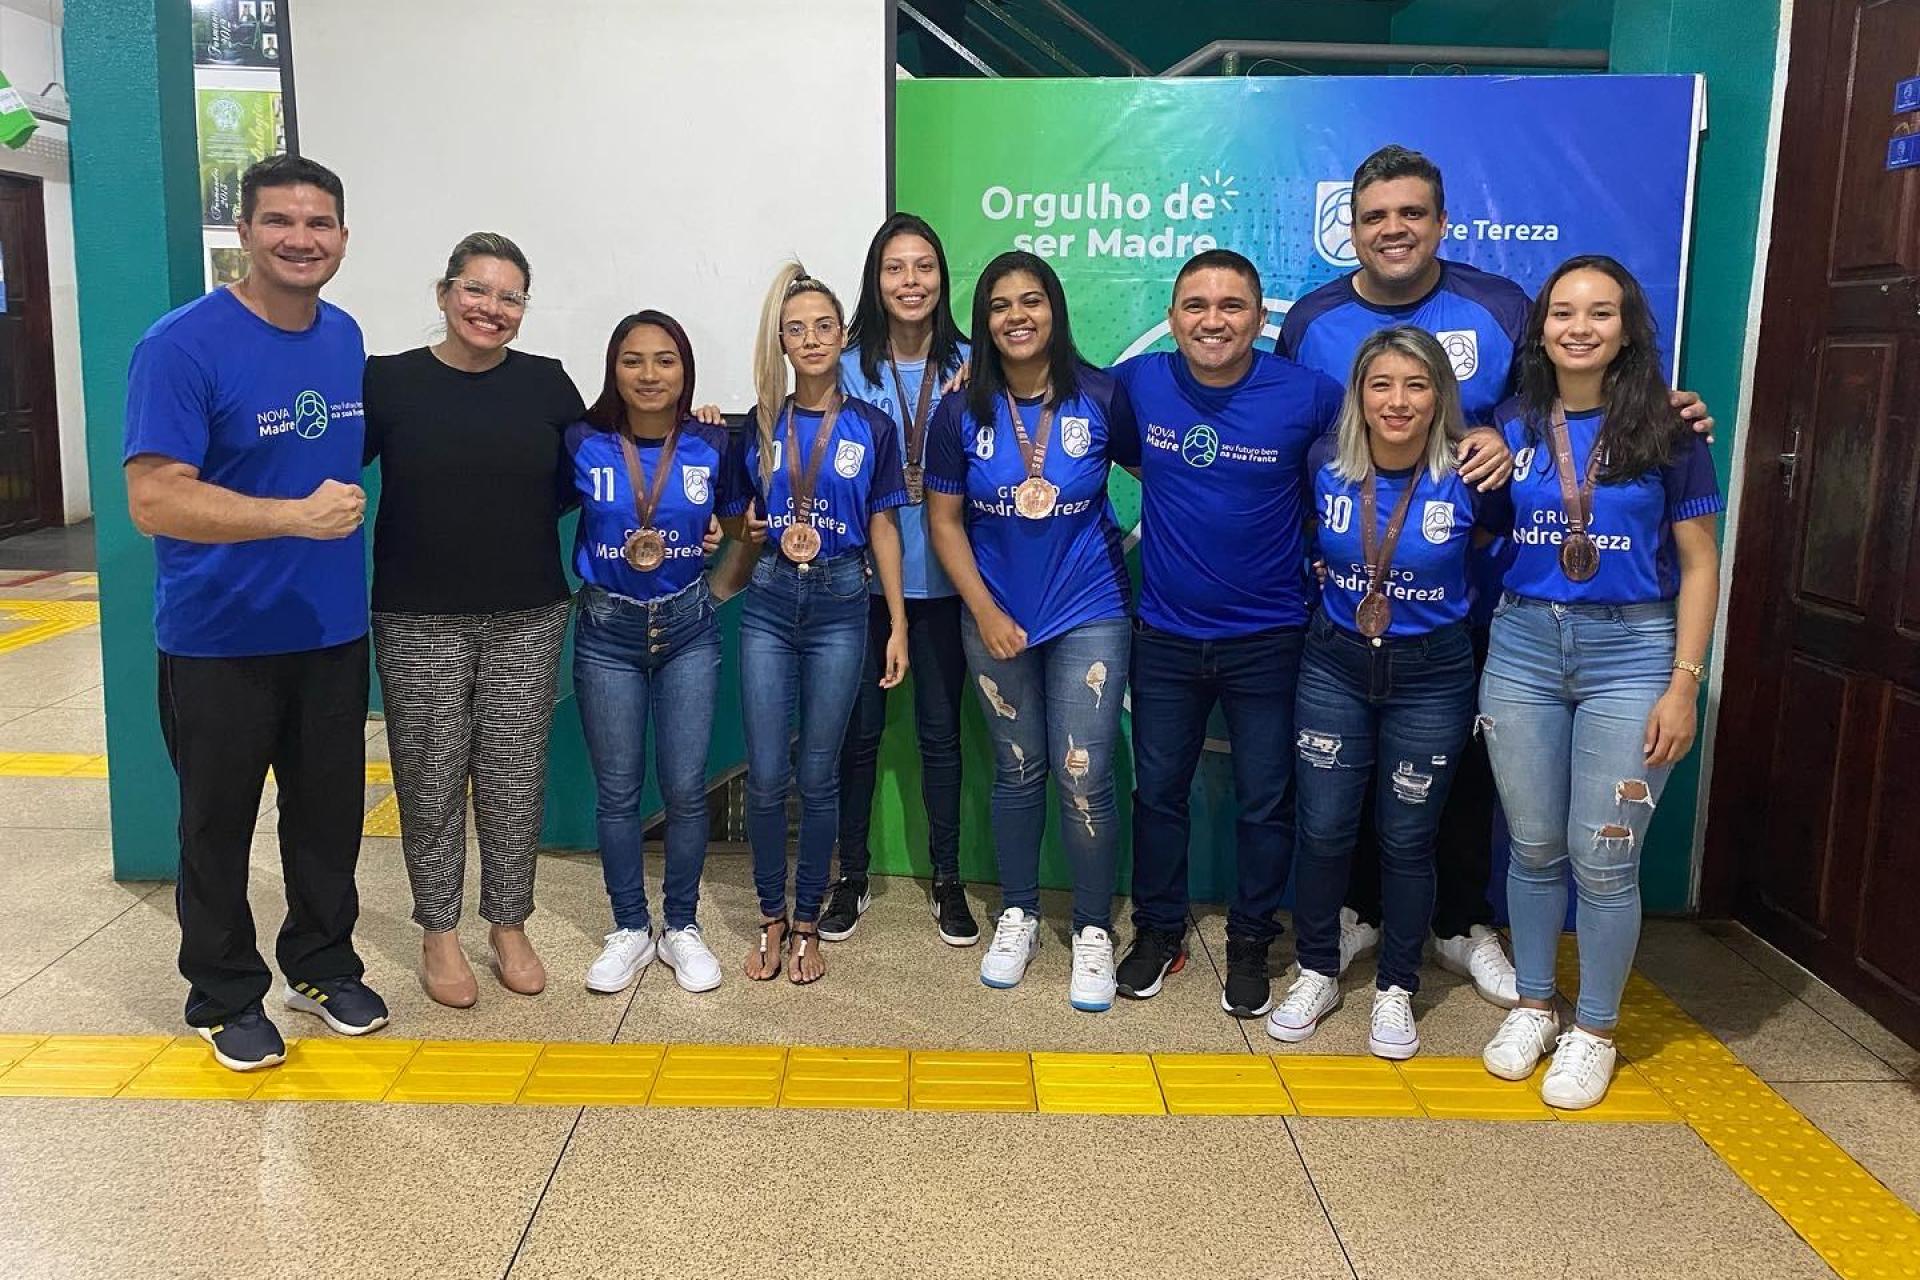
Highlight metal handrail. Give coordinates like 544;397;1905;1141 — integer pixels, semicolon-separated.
973;0;1089;77
1030;0;1151;75
899;1;1000;77
1164;40;1609;77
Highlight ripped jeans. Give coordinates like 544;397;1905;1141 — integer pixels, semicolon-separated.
961;613;1130;932
1479;593;1677;1030
1293;612;1475;992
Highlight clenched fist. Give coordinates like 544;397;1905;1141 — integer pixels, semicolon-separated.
295;478;366;539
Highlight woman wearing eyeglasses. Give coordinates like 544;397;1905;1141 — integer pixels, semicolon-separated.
363;232;586;1008
717;261;910;986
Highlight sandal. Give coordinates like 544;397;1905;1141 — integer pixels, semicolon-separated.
748;916;787;982
789;924;825;986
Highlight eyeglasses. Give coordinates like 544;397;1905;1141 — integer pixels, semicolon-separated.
780;317;843;344
448;278;530;310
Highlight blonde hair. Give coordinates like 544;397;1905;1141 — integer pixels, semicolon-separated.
1332;326;1465;485
752;261;844;488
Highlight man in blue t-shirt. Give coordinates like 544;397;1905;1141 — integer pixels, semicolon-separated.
123;155;389;1073
1111;249;1512;1019
1280;145;1714;1007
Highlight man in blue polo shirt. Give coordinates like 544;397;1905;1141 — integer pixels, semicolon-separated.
1112;249;1511;1018
123;155;389;1073
1280;145;1713;1008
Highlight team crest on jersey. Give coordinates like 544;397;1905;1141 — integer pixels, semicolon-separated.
975;425;996;459
1422;500;1455;545
1435;330;1480;381
1313;181;1357;268
681;465;710;505
1513;446;1536;482
1060;417;1092;458
833;440;865;478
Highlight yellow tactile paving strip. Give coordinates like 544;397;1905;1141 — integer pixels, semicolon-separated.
0;598;99;655
0;754;400;836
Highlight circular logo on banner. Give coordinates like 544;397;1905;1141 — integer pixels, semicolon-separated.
1180;424;1220;468
292;390;330;440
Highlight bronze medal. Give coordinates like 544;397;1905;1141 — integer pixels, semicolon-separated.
623;528;667;572
780;522;822;563
1545;401;1606;585
1014;476;1059;520
1559;531;1601;582
888;354;937;507
903;462;926;505
1355;591;1392;638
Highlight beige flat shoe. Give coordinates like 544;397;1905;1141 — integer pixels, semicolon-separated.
489;924;547;995
420;930;478;1008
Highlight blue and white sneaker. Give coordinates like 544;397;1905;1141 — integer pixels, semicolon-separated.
197;1007;287;1072
980;908;1040;989
1068;926;1118;1013
284;977;390;1036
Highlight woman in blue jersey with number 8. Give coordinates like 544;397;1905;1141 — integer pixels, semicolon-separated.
1268;326;1496;1059
1477;256;1722;1110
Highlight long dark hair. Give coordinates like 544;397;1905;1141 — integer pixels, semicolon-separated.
846;212;966;387
965;250;1083;427
583;309;697;431
1515;254;1683;482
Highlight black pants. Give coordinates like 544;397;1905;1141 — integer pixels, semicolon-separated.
1345;624;1497;939
835;594;967;882
158;636;370;1026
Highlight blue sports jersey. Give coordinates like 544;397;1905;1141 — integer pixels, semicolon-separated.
838;342;969;599
1308;441;1484;639
924;365;1139;646
726;397;908;560
1111;350;1342;638
1487;400;1723;604
1279;259;1530;423
123;287;368;658
566;420;747;599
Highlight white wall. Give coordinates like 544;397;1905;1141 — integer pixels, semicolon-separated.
288;0;892;410
0;0;88;523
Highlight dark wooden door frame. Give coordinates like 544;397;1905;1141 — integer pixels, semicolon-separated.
0;172;65;531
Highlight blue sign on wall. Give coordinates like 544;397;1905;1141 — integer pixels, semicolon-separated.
1890;133;1920;172
1896;75;1920;114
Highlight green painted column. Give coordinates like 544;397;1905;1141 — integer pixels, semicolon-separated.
66;1;204;880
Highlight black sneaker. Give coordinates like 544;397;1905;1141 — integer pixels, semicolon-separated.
931;880;980;947
1116;927;1187;999
1222;936;1275;1018
196;1006;286;1072
284;977;390;1036
817;877;871;942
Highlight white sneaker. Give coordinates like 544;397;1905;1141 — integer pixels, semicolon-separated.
980;908;1040;989
1482;1005;1563;1080
1433;925;1519;1008
1338;907;1380;976
1265;969;1342;1043
1541;1027;1618;1111
585;928;655;993
657;924;722;993
1068;926;1117;1013
1368;985;1419;1060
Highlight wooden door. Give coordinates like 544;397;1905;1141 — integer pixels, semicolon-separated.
1705;0;1920;1047
0;173;61;537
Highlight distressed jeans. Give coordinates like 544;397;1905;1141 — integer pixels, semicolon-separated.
1292;612;1475;992
1479;593;1677;1030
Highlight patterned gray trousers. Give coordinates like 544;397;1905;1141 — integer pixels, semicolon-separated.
372;601;570;931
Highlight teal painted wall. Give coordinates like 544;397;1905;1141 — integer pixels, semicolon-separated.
1391;0;1616;49
67;0;203;881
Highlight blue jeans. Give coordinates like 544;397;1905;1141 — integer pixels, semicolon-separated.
961;613;1130;932
573;581;721;933
837;593;966;882
1480;593;1677;1030
740;549;870;923
1128;619;1302;944
1293;612;1475;992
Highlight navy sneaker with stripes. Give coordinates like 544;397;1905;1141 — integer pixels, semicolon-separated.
284;977;390;1036
197;1006;287;1072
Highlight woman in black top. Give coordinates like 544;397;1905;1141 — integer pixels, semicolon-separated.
363;232;583;1008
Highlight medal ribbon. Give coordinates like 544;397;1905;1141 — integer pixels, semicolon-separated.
1359;462;1421;606
782;394;844;531
1001;388;1055;484
886;354;938;470
1545;400;1604;540
617;425;681;532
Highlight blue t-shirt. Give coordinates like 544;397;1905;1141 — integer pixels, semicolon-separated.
122;287;368;658
1111;350;1342;639
924;365;1139;646
1308;442;1485;639
1279;259;1530;423
725;397;908;560
1487;400;1723;604
565;420;749;600
838;342;969;599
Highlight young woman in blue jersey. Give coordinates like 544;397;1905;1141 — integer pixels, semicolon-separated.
824;213;978;948
722;263;910;986
567;310;745;997
1266;326;1490;1059
925;250;1141;1012
1477;256;1721;1109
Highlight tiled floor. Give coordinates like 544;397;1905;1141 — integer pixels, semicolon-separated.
2;571;1918;1280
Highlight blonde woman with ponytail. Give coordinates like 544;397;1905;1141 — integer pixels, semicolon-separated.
719;262;910;985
